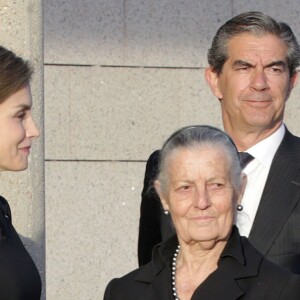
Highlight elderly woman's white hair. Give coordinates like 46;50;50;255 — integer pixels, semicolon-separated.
155;125;243;197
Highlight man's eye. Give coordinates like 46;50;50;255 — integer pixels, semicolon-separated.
269;67;283;73
235;66;251;72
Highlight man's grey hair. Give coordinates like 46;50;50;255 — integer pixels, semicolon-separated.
207;11;300;76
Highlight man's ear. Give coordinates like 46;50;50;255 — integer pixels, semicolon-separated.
237;173;247;204
154;180;169;211
205;67;223;100
287;71;299;98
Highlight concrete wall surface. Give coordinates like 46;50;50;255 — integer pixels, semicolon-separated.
44;1;300;299
0;0;45;299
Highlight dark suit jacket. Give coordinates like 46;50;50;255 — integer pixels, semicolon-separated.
106;227;300;299
138;129;300;273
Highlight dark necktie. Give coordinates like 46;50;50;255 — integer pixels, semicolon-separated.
238;152;254;169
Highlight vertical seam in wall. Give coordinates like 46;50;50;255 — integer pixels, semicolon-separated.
123;0;128;61
69;70;73;157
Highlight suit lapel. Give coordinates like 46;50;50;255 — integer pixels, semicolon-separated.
249;130;300;255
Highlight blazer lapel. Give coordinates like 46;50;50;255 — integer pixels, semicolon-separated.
135;236;177;300
249;130;300;255
192;228;261;300
191;271;244;300
133;262;172;299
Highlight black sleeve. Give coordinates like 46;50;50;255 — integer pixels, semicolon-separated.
0;195;12;239
138;150;162;266
0;195;11;221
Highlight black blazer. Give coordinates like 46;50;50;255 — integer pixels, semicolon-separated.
106;227;300;299
138;129;300;273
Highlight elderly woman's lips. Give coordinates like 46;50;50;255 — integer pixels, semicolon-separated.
191;216;215;222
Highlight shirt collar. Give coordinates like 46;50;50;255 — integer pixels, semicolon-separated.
246;123;285;168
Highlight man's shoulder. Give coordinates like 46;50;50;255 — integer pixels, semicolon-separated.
284;128;300;144
277;129;300;155
241;236;299;281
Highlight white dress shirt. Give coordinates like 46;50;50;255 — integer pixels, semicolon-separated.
236;123;285;237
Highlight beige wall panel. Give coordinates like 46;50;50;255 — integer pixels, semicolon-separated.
0;1;37;53
44;0;124;65
45;66;222;160
44;0;231;67
284;75;300;136
46;161;145;299
179;70;224;129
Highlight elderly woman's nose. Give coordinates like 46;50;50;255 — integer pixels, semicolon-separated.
193;188;211;209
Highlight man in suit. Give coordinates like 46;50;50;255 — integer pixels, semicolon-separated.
138;11;300;274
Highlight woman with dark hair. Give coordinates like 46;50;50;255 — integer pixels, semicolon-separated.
0;45;41;299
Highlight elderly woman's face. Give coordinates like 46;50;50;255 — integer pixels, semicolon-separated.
160;146;239;246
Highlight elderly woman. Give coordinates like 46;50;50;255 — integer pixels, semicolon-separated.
104;126;300;299
0;45;41;299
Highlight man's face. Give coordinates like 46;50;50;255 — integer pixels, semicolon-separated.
207;33;298;133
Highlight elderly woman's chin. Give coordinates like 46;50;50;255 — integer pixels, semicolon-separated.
178;220;234;248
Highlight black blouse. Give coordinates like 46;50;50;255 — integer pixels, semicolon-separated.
0;195;41;300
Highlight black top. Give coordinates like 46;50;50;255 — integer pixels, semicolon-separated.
138;149;174;266
0;195;41;300
105;226;300;299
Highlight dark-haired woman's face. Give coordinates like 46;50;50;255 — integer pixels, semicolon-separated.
0;84;39;171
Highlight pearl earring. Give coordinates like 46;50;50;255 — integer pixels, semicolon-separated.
237;204;243;211
164;210;169;215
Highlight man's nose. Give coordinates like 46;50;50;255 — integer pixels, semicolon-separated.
250;68;269;91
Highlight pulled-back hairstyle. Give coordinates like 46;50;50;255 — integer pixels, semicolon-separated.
156;125;242;196
0;45;33;104
208;11;300;76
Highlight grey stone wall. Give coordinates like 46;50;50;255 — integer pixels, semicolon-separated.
43;1;300;299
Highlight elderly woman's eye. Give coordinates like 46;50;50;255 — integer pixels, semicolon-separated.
178;185;190;191
208;182;224;189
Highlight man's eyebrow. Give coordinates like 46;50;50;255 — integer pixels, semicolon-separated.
233;60;253;68
265;60;287;68
233;60;287;69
